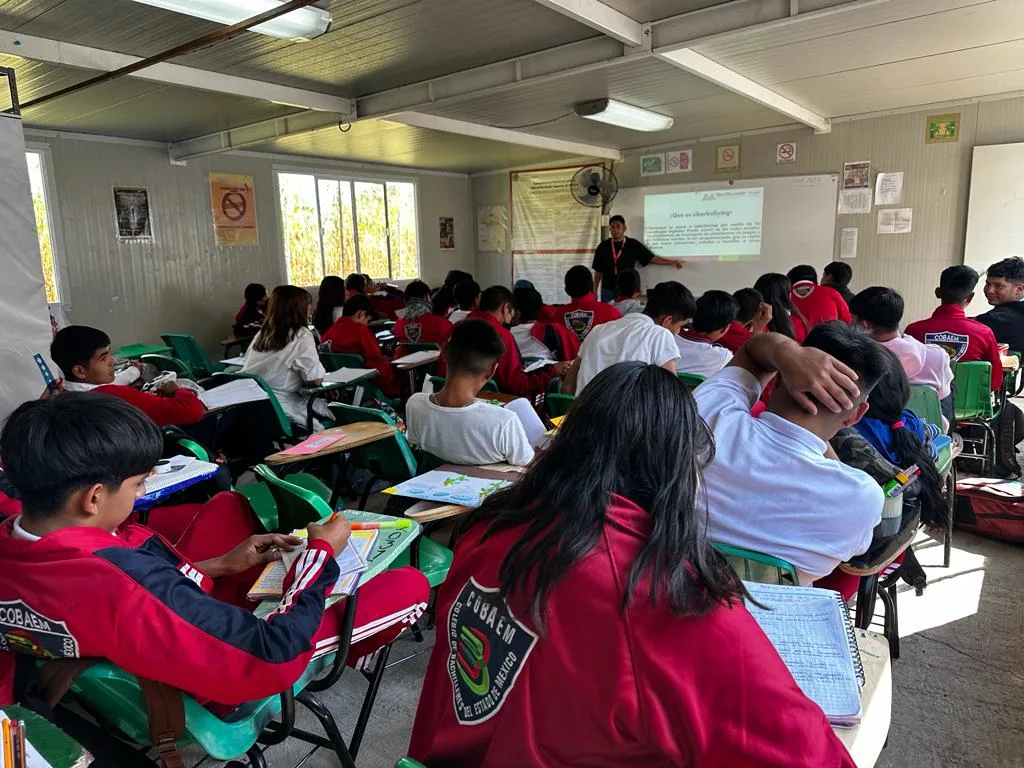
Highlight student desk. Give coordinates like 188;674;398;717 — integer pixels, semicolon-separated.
264;422;397;466
402;463;525;524
836;631;892;768
220;334;255;357
480;391;520;404
394;349;441;397
114;342;171;359
300;372;378;434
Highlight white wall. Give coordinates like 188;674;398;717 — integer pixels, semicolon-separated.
34;132;473;354
472;95;1024;325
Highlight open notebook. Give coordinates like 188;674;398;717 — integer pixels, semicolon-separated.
743;582;864;727
199;378;269;410
248;529;377;601
142;456;219;496
383;470;512;507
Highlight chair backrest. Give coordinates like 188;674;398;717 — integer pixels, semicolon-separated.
677;372;706;390
253;464;334;531
320;351;366;372
545;393;575;417
712;542;799;585
426;376;498;394
327;402;418;482
141;353;195;380
395;759;428;768
907;384;944;431
212;372;293;438
395;342;440;357
160;334;220;378
952;361;994;421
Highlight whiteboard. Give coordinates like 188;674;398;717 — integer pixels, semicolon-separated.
613;174;839;298
963;143;1024;315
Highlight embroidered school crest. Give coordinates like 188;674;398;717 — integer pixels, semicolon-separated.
0;600;80;659
564;309;595;341
447;577;538;725
924;331;969;362
405;323;422;342
791;281;815;299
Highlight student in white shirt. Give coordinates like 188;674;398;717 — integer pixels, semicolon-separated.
565;281;695;395
676;290;737;378
407;319;535;466
694;323;886;583
511;285;559;361
447;279;480;325
609;268;644;316
241;285;327;429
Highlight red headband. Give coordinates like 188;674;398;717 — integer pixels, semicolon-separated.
891;421;905;429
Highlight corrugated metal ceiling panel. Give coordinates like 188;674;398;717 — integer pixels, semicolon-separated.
256;118;577;173
600;0;733;23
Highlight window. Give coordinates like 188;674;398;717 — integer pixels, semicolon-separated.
25;150;61;303
277;171;419;284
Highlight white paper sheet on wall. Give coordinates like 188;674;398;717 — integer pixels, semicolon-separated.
877;208;913;234
838;188;872;215
874;172;904;206
839;227;858;259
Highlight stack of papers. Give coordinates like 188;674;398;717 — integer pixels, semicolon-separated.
199;378;269;410
248;529;377;600
323;367;378;385
219;355;247;367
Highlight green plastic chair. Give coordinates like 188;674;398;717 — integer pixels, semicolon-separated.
140;353;195;380
320;352;366;372
952;361;997;474
211;371;294;440
160;333;224;379
395;760;428;768
427;376;498;394
395;342;440;358
713;542;799;585
251;464;332;532
546;393;575;418
237;472;332;533
907;384;944;431
677;372;706;390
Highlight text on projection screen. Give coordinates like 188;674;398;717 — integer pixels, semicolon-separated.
644;187;764;261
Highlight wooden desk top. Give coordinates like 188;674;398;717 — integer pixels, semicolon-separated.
404;501;472;523
265;422;396;465
480;391;519;404
836;631;891;767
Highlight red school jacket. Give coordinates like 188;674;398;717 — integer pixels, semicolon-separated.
0;516;339;709
790;282;851;328
409;494;856;768
395;314;453;353
905;304;1003;390
466;311;555;398
321;316;399;396
718;321;752;353
546;294;622;342
92;384;205;428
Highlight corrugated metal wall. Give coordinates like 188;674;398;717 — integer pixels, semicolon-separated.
35;134;473;354
472;95;1024;324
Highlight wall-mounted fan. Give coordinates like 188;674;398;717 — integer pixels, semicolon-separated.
570;166;618;208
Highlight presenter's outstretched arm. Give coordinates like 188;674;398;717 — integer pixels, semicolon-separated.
650;256;684;269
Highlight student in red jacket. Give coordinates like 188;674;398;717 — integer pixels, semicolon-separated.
409;362;855;768
51;326;205;428
394;280;453;355
321;295;400;397
718;287;773;352
905;265;1003;391
511;286;581;362
0;394;429;718
787;264;851;328
546;265;622;341
468;286;569;398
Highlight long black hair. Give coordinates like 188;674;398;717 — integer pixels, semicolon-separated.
754;272;800;339
431;269;473;315
312;275;346;335
456;361;745;628
866;351;946;527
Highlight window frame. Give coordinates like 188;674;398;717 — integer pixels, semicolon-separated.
24;143;69;307
273;165;421;284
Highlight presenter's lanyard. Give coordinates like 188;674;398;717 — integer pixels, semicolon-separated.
611;237;626;268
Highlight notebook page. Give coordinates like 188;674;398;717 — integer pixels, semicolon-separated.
142;458;219;495
199;378;269;410
524;358;556;373
394;350;441;367
249;530;376;600
743;582;861;723
323;367;378;385
383;470;512;507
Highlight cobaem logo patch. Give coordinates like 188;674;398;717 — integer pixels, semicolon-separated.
564;310;595;341
447;577;538;725
924;331;969;362
0;600;79;659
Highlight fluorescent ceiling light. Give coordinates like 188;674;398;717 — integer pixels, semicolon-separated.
574;98;674;132
130;0;332;41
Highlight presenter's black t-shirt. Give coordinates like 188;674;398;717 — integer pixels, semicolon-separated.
592;237;655;296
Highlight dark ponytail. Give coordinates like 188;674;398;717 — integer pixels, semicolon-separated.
753;273;797;339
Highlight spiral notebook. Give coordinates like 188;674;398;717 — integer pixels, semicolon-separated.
248;529;377;601
743;582;864;727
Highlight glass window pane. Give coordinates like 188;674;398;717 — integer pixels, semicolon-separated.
26;152;58;303
319;179;356;277
354;181;388;279
386;181;419;280
278;172;323;285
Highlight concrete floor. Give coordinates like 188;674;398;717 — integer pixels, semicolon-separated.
188;525;1022;768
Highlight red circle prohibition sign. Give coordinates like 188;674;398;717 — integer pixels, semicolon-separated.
721;147;735;162
221;191;247;221
779;143;795;159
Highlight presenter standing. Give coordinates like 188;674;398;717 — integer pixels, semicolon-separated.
592;215;683;302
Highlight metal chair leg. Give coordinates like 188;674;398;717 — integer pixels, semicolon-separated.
877;583;900;660
294;690;358;768
350;641;394;759
944;463;956;568
854;574;879;630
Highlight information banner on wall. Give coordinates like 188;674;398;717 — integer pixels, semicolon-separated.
210;173;258;246
0;114;56;419
511;166;601;303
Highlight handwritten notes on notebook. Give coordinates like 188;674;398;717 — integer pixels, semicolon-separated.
743;582;863;726
383;470;512;507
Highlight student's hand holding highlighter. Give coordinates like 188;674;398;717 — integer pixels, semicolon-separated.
307;512;352;557
197;532;303;578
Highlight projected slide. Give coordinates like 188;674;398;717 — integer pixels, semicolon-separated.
644;187;764;261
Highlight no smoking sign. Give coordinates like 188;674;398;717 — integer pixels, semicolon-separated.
776;141;797;164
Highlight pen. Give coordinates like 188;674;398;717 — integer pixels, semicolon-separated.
10;721;22;768
350;520;412;531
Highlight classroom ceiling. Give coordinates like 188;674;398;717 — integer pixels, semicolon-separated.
2;0;1024;172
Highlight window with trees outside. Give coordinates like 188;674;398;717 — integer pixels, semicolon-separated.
26;150;61;303
277;171;420;286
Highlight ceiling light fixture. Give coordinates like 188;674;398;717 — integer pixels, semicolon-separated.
574;98;674;132
129;0;332;41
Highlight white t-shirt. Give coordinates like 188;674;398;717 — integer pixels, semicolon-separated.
575;313;680;394
405;393;534;466
448;309;471;324
675;335;733;378
511;323;556;360
241;327;326;428
694;367;883;583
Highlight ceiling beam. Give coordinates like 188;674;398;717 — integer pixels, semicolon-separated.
528;0;644;46
0;30;355;116
656;48;830;133
170;109;342;161
385;112;622;160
